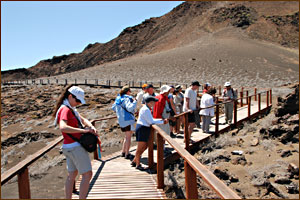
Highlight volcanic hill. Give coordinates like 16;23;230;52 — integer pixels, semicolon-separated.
2;1;299;82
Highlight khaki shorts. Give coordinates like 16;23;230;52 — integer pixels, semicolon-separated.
62;145;92;175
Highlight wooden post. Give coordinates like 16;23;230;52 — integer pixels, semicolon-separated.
246;91;249;105
157;133;164;189
159;82;162;88
85;79;87;85
91;121;99;160
266;91;269;107
234;100;237;125
75;79;77;85
148;128;154;169
18;168;31;199
269;89;272;105
258;93;261;112
108;80;111;87
184;113;190;151
48;79;50;84
56;79;58;84
219;86;221;96
118;81;121;87
248;96;251;118
184;161;198;199
254;88;257;101
215;104;219;134
40;79;43;85
65;79;67;85
240;91;243;107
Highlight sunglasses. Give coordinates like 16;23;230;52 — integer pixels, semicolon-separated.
71;94;81;103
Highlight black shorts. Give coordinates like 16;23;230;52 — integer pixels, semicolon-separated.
135;124;151;142
121;125;131;132
188;112;195;123
169;119;176;126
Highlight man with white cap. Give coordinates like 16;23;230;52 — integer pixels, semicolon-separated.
222;82;237;124
152;85;172;145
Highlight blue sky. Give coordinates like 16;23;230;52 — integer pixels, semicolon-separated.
1;1;183;71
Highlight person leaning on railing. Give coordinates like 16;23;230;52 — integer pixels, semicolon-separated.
131;96;168;171
53;85;98;199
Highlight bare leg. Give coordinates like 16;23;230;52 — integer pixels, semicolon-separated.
65;170;78;199
124;131;132;156
134;142;148;166
79;170;93;199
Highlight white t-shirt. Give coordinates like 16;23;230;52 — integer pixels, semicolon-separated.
136;90;145;110
137;105;164;127
183;87;197;112
199;93;214;116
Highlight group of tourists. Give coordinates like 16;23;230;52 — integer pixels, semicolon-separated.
53;81;237;199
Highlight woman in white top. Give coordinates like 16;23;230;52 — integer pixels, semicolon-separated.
131;96;168;170
199;88;216;133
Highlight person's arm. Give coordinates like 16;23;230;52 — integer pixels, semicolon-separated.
79;114;98;135
185;97;190;110
124;97;137;113
59;120;89;134
143;108;164;125
169;98;177;114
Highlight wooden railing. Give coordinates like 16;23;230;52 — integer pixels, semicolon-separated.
1;88;271;199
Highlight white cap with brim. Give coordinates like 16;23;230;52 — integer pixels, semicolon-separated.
68;86;86;104
224;82;231;87
160;85;172;94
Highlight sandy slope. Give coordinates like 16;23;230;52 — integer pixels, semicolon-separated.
50;28;299;89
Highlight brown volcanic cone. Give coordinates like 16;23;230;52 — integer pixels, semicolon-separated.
1;1;298;82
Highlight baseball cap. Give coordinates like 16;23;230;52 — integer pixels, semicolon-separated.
145;96;159;103
191;81;201;86
145;84;154;89
68;86;86;104
142;84;148;89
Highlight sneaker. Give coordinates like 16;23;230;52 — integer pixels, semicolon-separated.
136;165;145;171
170;132;176;138
131;161;136;167
121;152;125;157
125;154;134;160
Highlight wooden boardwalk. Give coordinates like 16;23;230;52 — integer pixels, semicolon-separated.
71;100;267;199
73;151;166;199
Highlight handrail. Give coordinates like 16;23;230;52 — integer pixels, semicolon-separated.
1;136;63;199
152;125;241;199
1;136;63;185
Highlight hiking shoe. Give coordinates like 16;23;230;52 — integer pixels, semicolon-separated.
136;165;145;171
121;152;125;157
125;154;134;160
170;132;176;138
131;161;136;167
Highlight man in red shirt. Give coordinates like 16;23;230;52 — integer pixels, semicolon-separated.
152;85;171;146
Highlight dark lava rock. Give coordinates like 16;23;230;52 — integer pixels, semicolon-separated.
281;150;293;158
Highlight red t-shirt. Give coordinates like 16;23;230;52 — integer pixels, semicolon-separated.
57;106;82;144
152;94;169;119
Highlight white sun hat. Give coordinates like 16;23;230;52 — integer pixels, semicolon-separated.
160;85;172;94
68;86;86;104
224;82;231;87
